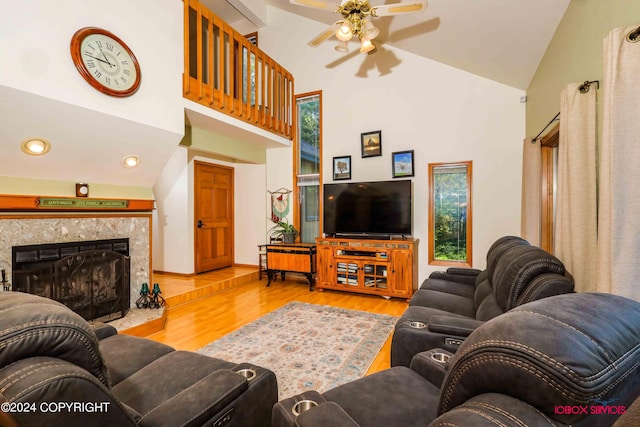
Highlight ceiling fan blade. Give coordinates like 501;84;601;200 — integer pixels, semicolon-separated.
308;23;340;47
371;0;428;17
290;0;341;11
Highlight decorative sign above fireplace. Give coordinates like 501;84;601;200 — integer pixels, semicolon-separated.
38;197;129;209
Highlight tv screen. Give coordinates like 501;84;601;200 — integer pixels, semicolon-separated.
323;180;412;237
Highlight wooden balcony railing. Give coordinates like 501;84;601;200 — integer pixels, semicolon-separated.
183;0;294;139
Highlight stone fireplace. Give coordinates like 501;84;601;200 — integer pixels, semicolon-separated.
11;238;130;322
0;214;151;316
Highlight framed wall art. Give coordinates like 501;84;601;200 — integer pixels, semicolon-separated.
392;150;415;178
361;130;382;158
333;155;351;180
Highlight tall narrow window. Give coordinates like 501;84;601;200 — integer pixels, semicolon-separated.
428;161;473;267
294;92;322;243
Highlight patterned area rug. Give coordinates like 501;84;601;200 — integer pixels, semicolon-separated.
197;301;397;399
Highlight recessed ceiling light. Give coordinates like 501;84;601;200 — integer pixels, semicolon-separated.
20;138;51;156
123;155;140;168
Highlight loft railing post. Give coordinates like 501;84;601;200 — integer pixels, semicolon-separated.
183;0;293;139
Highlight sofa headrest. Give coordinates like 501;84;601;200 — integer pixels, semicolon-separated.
0;292;110;387
438;293;640;426
491;245;565;311
485;236;530;281
516;272;574;305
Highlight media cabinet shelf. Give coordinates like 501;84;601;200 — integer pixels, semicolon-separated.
316;237;419;300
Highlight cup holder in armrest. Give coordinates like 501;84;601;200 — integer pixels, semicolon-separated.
235;368;256;381
431;352;450;364
409;321;427;329
292;400;318;416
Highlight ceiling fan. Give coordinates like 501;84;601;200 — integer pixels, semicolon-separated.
290;0;428;54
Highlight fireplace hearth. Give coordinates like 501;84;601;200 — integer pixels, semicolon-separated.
11;239;130;322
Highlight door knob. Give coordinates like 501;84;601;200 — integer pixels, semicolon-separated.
197;220;204;228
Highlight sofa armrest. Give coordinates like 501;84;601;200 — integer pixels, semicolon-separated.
138;369;248;427
430;393;558;426
295;402;361;427
445;267;482;277
429;268;482;286
428;316;485;337
91;322;118;340
410;348;453;387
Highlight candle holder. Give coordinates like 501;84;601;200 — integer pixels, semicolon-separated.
1;269;10;292
149;283;166;309
135;282;152;309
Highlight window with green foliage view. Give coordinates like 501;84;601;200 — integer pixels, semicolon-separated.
428;161;472;267
295;92;321;243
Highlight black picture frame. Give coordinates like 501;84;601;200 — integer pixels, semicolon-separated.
361;130;382;158
392;150;415;178
333;155;351;181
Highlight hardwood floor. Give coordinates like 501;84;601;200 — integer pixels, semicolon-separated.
145;269;408;375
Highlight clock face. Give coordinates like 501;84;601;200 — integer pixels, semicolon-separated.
71;27;141;97
75;183;89;197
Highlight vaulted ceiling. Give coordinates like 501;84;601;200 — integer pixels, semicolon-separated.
213;0;570;90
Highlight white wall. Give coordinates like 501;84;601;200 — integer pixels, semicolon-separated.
0;0;183;134
234;162;268;265
0;0;184;193
261;7;526;283
153;146;267;274
153;146;192;274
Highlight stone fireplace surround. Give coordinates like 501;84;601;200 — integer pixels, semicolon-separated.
0;214;151;309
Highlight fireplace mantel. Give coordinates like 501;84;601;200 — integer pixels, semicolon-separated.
0;194;154;212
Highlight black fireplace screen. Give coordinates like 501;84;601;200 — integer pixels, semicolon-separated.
12;239;130;322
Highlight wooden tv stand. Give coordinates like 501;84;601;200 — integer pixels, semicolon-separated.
316;237;419;300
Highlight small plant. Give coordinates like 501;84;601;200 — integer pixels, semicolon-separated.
268;217;298;243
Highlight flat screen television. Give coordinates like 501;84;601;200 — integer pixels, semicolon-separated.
323;179;412;238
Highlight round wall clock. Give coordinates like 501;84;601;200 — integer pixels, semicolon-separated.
70;27;141;97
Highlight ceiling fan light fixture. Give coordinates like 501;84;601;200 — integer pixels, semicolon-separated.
363;20;380;40
359;38;375;53
336;20;353;41
335;40;350;53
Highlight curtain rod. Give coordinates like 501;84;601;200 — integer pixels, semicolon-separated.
628;25;640;42
579;80;599;93
531;80;600;143
532;112;560;143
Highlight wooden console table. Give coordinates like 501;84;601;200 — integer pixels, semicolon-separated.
264;242;317;291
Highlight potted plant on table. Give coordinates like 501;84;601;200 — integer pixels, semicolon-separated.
268;217;298;244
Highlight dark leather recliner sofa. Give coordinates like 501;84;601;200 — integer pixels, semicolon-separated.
391;236;575;366
272;292;640;427
0;292;278;427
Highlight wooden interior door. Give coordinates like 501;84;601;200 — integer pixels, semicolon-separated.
194;161;234;273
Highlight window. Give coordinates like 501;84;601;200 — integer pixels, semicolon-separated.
294;91;322;243
428;161;473;267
